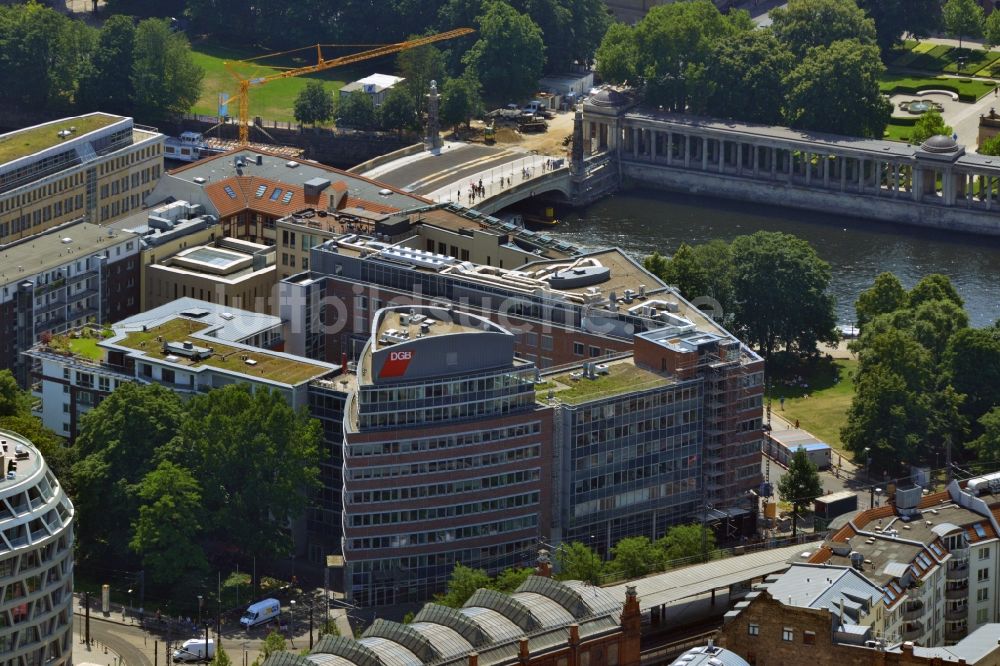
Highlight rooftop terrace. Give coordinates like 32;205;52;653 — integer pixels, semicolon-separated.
540;358;672;405
0;113;123;165
112;317;333;385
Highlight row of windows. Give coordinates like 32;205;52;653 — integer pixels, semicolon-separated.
347;445;540;480
573;456;699;494
360;369;536;406
348;421;542;456
348;491;540;526
348;514;538;550
572;478;698;518
571;389;700;423
574;433;701;472
573;413;698;447
358;393;536;429
348;468;541;504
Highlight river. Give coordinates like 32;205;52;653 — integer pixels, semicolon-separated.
550;189;1000;328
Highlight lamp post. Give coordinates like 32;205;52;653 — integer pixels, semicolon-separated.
127;589;133;622
197;595;203;627
290;600;296;647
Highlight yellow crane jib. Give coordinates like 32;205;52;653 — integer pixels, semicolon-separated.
223;28;475;146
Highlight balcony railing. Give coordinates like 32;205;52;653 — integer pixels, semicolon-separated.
945;625;968;641
902;603;925;621
947;565;970;581
946;606;968;621
946;586;969;600
901;623;923;641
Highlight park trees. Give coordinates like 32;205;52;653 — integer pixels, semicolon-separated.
131;18;204;121
855;272;908;328
688;30;794;125
770;0;876;58
778;448;823;537
336;92;378;130
784;40;891;138
293;81;335;127
173;385;321;560
441;74;484;129
379;87;420;133
130;461;209;586
397;45;447;113
942;0;984;49
728;231;838;361
78;14;135;114
609;536;664;578
910;110;953;145
594;22;638;84
463;0;544;106
855;0;942;53
969;408;1000;463
72;382;185;565
986;8;1000;48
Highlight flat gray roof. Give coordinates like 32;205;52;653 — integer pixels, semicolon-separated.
113;297;281;342
0;221;129;287
891;623;1000;661
602;543;816;611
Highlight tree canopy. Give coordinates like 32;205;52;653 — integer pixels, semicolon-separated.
554;542;603;584
130;18;204;122
728;231;838;361
463;0;545;106
855;0;941;53
770;0;877;58
336;93;378;130
778;448;822;536
910;109;953;146
942;0;984;48
71;382;321;586
293;81;335;127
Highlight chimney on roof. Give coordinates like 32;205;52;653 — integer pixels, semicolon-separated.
568;624;580;646
518;638;529;664
467;653;478;666
535;549;552;578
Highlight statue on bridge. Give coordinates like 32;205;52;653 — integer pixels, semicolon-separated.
425;80;443;151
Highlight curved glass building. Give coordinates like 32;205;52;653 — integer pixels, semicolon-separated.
0;430;74;666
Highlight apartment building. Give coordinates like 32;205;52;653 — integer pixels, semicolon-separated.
810;482;1000;646
1;221;141;385
0;113;163;243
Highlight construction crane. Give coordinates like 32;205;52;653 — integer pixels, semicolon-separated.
224;28;475;146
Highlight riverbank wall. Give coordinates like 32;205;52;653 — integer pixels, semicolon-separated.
579;96;1000;237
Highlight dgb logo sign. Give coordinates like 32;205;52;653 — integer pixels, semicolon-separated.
380;350;414;377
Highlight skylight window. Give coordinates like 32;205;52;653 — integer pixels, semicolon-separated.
269;188;283;201
255;185;267;198
223;185;237;199
281;191;293;204
975;523;987;539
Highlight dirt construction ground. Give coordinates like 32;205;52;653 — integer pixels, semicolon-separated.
455;110;576;157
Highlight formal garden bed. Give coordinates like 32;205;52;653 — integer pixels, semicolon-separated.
879;73;996;102
890;39;1000;77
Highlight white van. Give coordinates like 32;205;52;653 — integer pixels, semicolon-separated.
172;639;214;663
240;598;281;629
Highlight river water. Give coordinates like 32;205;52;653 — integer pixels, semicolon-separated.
551;189;1000;328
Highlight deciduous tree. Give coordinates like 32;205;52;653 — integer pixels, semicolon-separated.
986;8;1000;48
770;0;877;58
441;74;483;129
783;39;891;138
778;448;822;536
657;524;713;562
130;461;208;586
554;542;603;584
173;385;321;560
855;0;941;53
131;18;203;121
728;231;838;361
293;81;335;127
72;383;185;564
379;86;419;133
609;536;663;579
594;22;636;84
462;1;544;106
437;563;491;607
944;327;1000;425
688;30;794;125
261;631;286;659
910;110;953;146
491;567;533;593
397;44;447;112
969;407;1000;463
855;272;907;329
942;0;984;49
78;14;135;114
336;92;378;130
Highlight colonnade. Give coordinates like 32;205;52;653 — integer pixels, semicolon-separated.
582;114;1000;211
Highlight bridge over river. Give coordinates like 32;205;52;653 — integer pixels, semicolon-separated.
353;141;587;215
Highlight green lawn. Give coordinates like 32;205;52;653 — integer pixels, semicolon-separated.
766;358;857;454
0;113;120;164
68;336;103;362
545;362;671;405
884;118;916;142
879;73;997;102
189;41;378;123
889;41;1000;76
